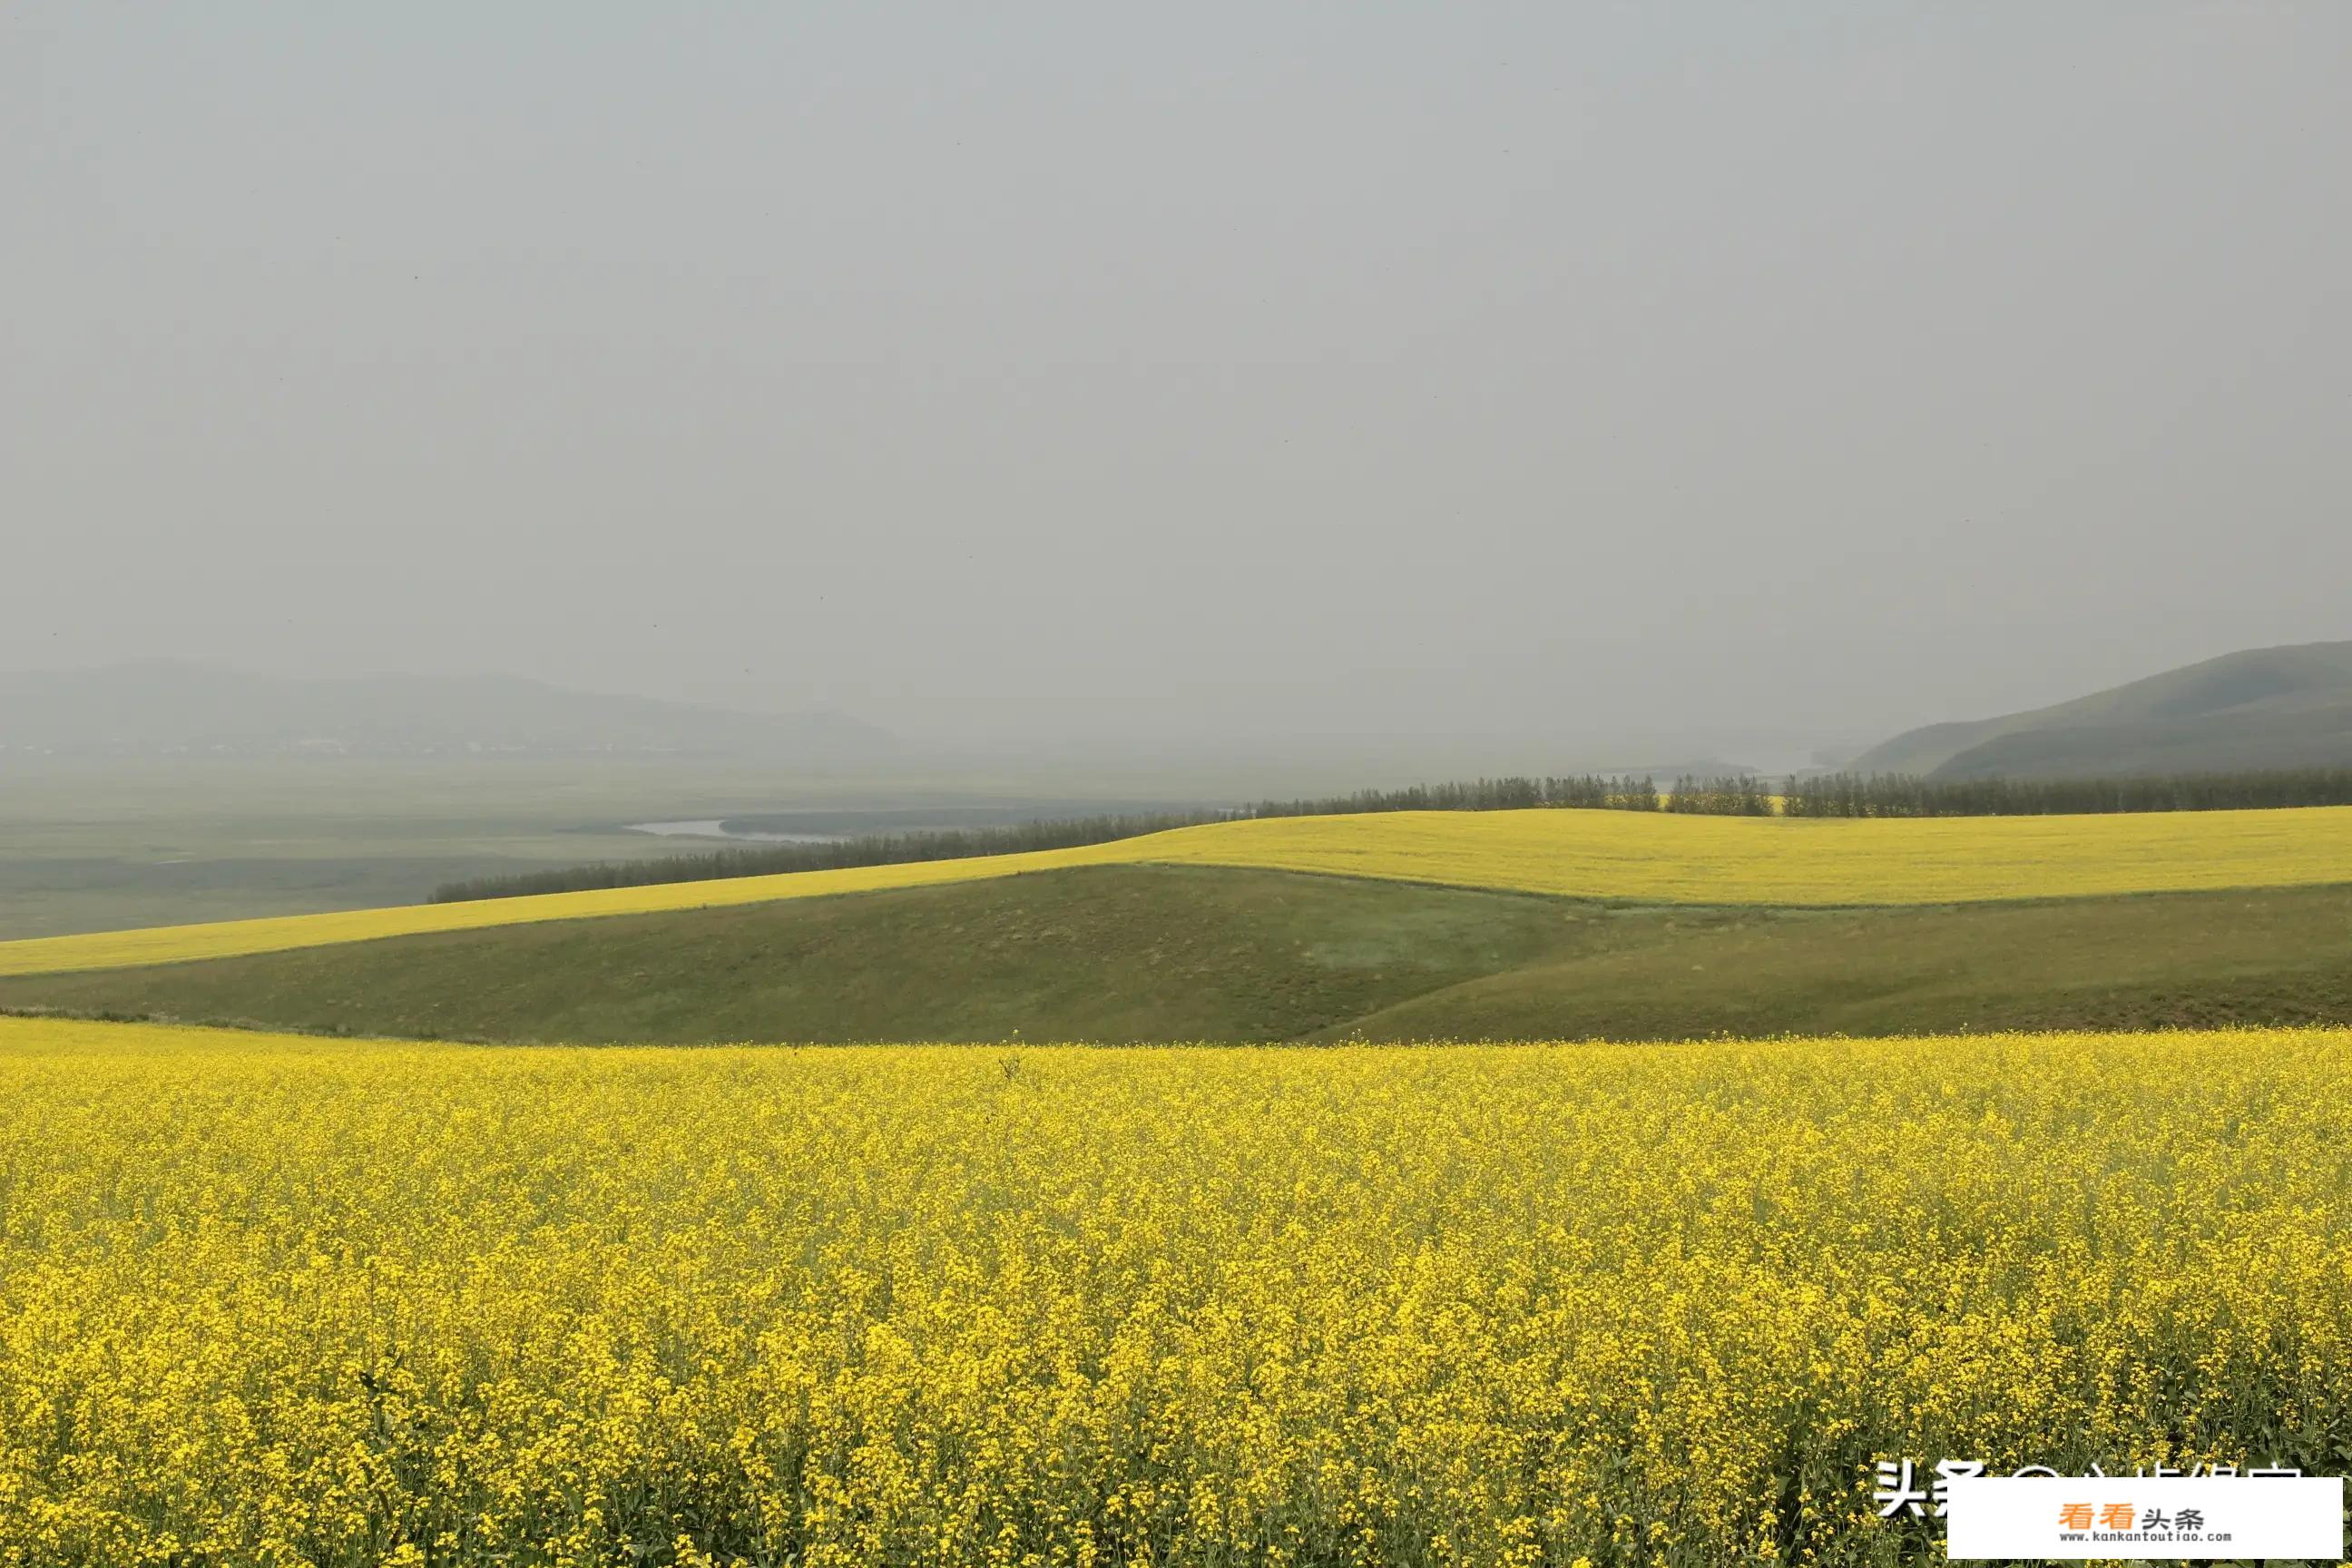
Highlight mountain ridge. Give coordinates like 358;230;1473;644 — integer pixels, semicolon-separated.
1854;642;2352;779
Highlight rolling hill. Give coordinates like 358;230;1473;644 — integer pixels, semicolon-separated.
1854;641;2352;779
8;804;2352;976
6;865;2351;1044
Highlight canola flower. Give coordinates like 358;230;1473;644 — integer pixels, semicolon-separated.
3;1017;2350;1566
8;804;2352;975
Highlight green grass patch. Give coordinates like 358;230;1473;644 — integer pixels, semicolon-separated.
5;865;2350;1044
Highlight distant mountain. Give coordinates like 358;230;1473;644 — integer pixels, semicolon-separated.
0;662;896;761
1854;642;2352;779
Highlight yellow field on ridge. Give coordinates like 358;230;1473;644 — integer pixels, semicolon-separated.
6;804;2352;976
0;839;1124;976
1148;802;2352;904
3;1014;2347;1566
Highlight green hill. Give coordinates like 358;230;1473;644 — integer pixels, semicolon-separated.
8;863;2352;1044
1854;642;2352;779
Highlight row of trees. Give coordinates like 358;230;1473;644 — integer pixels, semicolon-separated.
429;809;1237;904
1780;768;2352;818
1252;775;1666;817
1661;775;1776;816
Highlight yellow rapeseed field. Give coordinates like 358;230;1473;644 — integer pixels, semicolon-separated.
1148;804;2352;905
7;805;2352;975
3;1016;2347;1567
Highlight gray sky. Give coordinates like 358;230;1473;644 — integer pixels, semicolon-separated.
6;2;2348;764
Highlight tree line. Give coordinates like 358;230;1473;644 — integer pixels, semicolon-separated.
1250;774;1666;817
1780;767;2352;818
430;773;1678;904
427;809;1240;904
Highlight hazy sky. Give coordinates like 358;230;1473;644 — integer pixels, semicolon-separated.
7;3;2347;761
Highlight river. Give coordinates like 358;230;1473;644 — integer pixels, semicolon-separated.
623;819;847;845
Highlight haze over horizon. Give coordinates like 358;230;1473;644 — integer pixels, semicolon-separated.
8;4;2348;764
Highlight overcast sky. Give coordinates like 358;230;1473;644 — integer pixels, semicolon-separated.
6;3;2347;762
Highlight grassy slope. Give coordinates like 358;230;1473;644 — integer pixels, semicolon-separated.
1341;883;2352;1040
12;804;2352;975
0;867;1580;1044
9;864;2351;1044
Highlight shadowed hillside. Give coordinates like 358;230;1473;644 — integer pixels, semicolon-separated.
1856;642;2352;779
